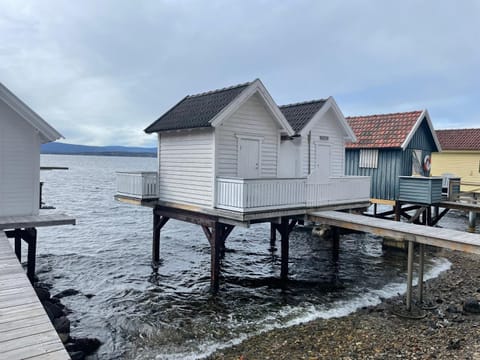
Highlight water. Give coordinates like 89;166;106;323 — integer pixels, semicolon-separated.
37;154;459;359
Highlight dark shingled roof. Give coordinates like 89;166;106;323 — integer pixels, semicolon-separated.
145;81;252;133
346;111;423;149
436;128;480;150
280;99;327;133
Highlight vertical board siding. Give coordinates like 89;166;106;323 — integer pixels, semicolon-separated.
0;99;40;217
159;129;214;207
301;108;346;178
216;94;280;178
345;149;402;200
406;119;437;151
345;118;439;201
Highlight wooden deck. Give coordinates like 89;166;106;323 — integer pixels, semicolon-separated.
0;231;70;359
0;213;76;230
308;210;480;253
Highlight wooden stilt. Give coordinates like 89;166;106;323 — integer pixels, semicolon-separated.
152;212;160;269
152;209;169;270
270;223;277;250
201;222;235;292
24;228;37;284
332;226;340;257
210;222;222;292
14;229;21;261
406;240;414;312
394;202;401;221
280;218;290;282
332;226;340;282
418;243;425;303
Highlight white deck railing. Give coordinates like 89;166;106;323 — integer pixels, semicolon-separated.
116;172;158;199
115;171;370;210
306;176;371;207
216;177;306;212
216;176;370;212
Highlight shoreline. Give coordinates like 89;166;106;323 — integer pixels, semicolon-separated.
207;249;480;359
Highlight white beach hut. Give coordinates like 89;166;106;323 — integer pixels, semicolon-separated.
117;79;370;213
0;82;63;217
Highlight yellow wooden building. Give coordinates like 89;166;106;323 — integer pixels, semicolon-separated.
431;128;480;193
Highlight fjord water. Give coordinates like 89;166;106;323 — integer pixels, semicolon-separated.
38;154;454;359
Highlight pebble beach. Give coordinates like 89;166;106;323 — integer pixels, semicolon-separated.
208;249;480;359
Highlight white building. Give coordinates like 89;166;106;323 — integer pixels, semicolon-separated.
0;83;62;217
116;79;370;213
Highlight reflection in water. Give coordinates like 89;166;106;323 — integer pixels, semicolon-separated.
35;155;462;359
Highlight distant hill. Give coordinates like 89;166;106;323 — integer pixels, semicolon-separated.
41;142;157;157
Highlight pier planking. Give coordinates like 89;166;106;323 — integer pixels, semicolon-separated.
0;231;70;360
308;210;480;253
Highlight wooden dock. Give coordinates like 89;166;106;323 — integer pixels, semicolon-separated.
308;210;480;253
0;231;70;359
308;210;480;311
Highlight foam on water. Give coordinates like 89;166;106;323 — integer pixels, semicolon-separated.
156;257;451;360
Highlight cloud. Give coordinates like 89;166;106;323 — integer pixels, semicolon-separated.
0;0;478;145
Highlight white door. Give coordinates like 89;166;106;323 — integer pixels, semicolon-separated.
278;140;299;178
238;138;260;178
314;144;330;180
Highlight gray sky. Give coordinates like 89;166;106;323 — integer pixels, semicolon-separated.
1;0;479;146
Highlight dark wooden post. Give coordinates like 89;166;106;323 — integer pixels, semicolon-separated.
280;217;289;282
152;209;169;270
152;211;161;270
201;222;234;292
25;228;37;284
331;226;340;283
210;222;222;292
394;202;401;221
270;223;277;250
14;229;22;261
332;226;340;262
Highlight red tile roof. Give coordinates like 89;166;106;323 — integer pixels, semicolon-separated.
436;128;480;151
345;111;423;149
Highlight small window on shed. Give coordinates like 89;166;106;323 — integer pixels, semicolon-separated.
359;149;378;168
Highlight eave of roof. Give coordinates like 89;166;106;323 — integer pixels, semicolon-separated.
0;82;63;144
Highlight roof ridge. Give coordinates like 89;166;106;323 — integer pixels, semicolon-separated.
346;110;423;119
186;80;253;99
437;128;480;131
280;98;328;108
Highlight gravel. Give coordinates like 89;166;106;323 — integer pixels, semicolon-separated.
207;249;480;360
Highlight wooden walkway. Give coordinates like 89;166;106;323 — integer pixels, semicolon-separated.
0;213;76;231
308;210;480;311
308;210;480;254
0;232;70;359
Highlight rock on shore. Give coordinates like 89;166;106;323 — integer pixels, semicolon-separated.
34;285;102;359
208;250;480;360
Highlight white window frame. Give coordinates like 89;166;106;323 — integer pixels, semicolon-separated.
359;149;379;168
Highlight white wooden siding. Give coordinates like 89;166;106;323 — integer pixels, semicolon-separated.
216;94;280;178
158;129;214;207
301;108;347;178
0;98;40;217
